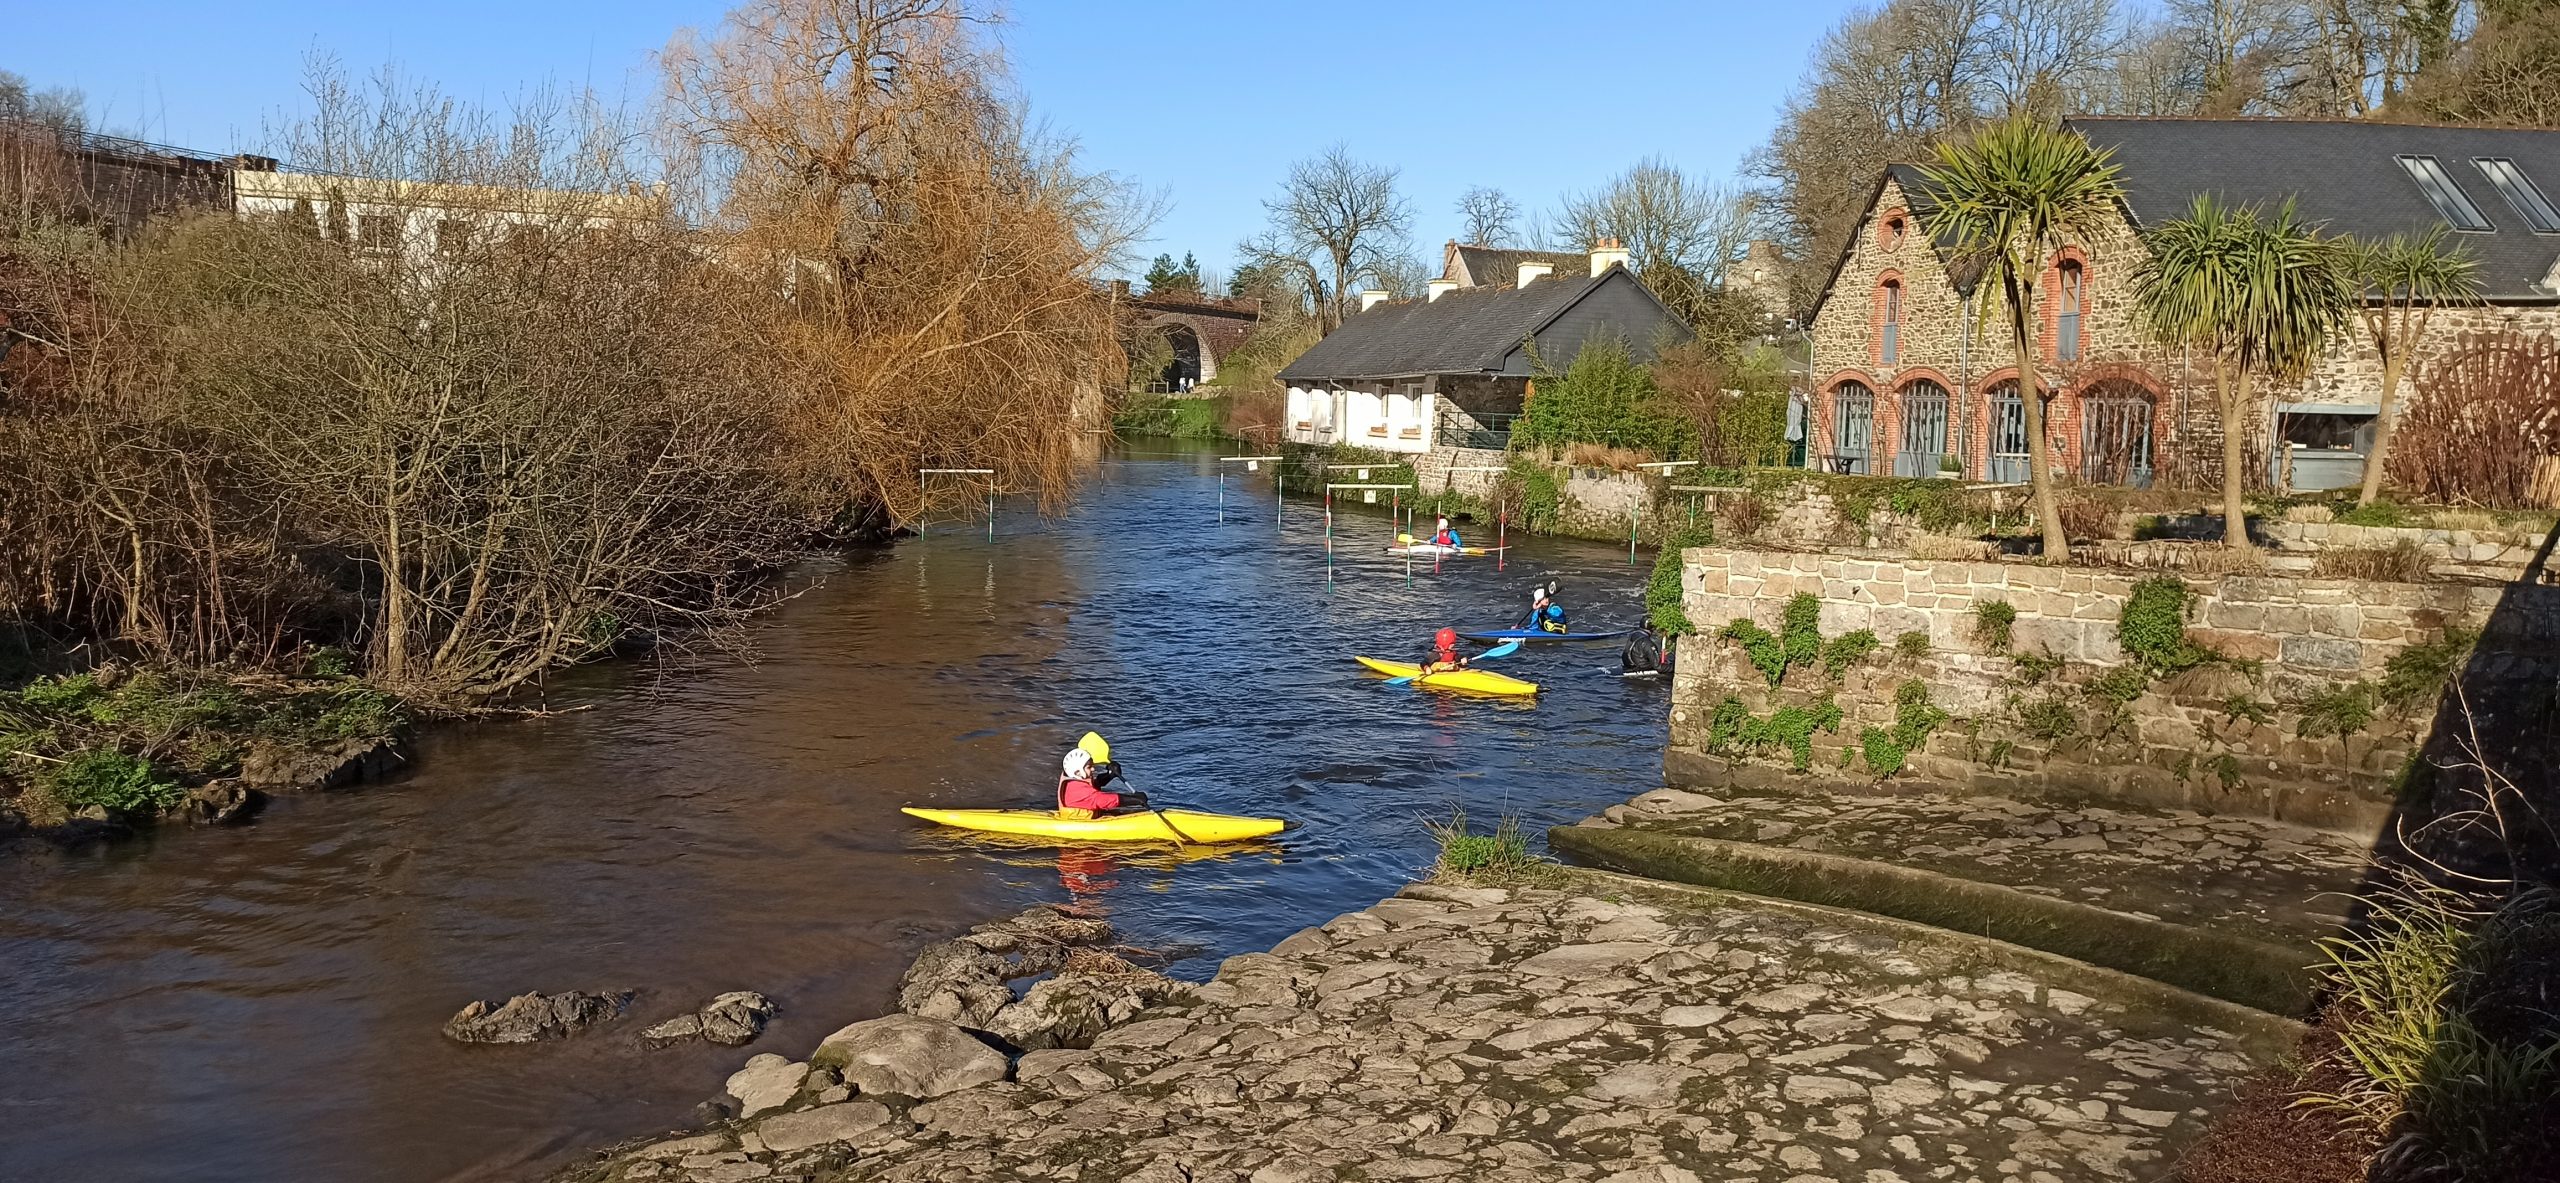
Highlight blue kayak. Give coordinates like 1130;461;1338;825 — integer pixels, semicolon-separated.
1462;629;1631;643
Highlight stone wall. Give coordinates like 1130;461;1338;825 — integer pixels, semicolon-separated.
1665;546;2560;831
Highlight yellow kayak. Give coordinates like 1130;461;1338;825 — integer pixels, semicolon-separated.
1353;656;1540;696
901;807;1285;843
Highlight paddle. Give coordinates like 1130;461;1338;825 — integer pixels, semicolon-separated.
1383;638;1519;686
1112;773;1195;845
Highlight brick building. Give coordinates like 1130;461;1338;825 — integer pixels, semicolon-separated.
1807;118;2560;491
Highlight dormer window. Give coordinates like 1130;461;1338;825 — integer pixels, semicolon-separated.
2398;155;2493;232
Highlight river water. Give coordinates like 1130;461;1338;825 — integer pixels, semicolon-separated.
0;439;1669;1183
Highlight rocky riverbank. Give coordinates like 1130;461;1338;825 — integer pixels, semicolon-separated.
557;864;2297;1183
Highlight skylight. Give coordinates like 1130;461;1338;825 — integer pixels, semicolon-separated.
2397;155;2493;232
2473;157;2560;234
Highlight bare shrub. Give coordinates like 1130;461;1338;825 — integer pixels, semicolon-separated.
2054;493;2120;541
2313;541;2432;583
2394;330;2560;508
1717;490;1769;540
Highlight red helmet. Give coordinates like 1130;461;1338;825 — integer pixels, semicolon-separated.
1434;627;1458;649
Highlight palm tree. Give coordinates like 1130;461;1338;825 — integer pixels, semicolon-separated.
2132;195;2357;551
2346;227;2481;507
1921;116;2125;562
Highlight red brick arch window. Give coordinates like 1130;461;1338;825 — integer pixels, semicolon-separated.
2044;248;2091;363
1875;276;1904;366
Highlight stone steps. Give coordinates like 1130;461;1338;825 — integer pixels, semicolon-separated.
1552;786;2376;1015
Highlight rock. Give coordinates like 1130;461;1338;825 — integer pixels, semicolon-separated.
814;1013;1009;1099
240;735;405;792
1512;942;1664;978
896;906;1118;1027
647;992;778;1048
1585;1064;1700;1107
1660;1005;1730;1028
180;781;258;824
1738;984;1829;1014
442;989;631;1043
985;969;1189;1051
634;1133;731;1161
1489;1016;1605;1052
725;1054;808;1117
1783;1074;1870;1104
754;1101;893;1152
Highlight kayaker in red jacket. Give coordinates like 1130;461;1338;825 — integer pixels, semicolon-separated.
1058;745;1148;817
1421;627;1470;675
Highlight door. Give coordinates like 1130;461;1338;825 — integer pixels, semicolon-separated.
1832;382;1874;474
1895;380;1950;477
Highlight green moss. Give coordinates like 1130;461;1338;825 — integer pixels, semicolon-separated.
1972;599;2016;651
1861;680;1947;776
2089;664;2152;706
1895;629;1930;659
2012;648;2063;687
1822;629;1879;680
2223;695;2275;727
1646;524;1713;635
1780;594;1822;673
2016;694;2080;741
1501;458;1565;534
2378;626;2477;709
1721;619;1786;686
1708;695;1844;771
2335;499;2413;528
2298;682;2379;740
2119;576;2214;673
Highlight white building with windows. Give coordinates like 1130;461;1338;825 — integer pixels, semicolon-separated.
229;164;660;263
1277;240;1689;454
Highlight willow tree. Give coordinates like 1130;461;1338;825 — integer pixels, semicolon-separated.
2132;195;2356;550
1921;115;2125;561
2347;227;2480;507
664;0;1148;518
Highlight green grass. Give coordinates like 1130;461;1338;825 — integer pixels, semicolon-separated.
1646;524;1713;635
1972;599;2016;651
1424;810;1558;885
1111;393;1232;440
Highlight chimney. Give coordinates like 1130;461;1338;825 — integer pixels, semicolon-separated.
1590;236;1630;277
1427;278;1459;302
1516;261;1554;287
1358;288;1391;313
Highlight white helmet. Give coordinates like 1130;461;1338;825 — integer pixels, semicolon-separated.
1061;748;1094;778
1531;586;1549;605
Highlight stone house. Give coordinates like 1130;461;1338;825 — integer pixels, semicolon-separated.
1278;241;1691;454
1807;117;2560;491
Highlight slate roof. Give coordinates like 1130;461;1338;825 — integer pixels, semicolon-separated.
1278;271;1611;382
1452;245;1585;288
1807;164;1982;318
2067;117;2560;300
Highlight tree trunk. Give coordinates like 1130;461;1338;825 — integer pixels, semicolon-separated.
2357;325;2412;508
2010;269;2068;562
2218;360;2256;551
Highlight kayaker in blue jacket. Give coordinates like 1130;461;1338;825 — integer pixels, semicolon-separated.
1523;581;1569;634
1429;515;1463;548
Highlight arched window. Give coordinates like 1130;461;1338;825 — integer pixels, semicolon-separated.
1896;379;1951;477
1883;214;1907;249
1831;381;1875;474
2056;260;2085;362
1879;280;1903;365
2080;379;2156;487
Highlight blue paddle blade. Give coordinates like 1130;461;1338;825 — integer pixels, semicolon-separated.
1383;675;1417;686
1475;640;1523;660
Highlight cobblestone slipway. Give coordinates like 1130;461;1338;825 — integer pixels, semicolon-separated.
564;870;2296;1183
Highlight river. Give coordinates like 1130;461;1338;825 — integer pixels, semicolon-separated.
0;439;1670;1183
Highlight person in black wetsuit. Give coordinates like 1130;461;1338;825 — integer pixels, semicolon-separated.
1621;622;1675;677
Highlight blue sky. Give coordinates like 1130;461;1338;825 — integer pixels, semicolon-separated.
17;0;1864;280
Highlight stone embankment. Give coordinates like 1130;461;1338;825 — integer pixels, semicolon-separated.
560;864;2296;1183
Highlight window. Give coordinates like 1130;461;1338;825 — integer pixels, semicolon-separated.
2056;261;2084;362
2397;155;2493;232
1884;215;1907;249
1880;280;1902;365
2473;158;2560;234
1831;382;1875;474
357;214;400;253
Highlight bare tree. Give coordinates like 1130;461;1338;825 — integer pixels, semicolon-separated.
1239;145;1410;333
1983;0;2132;116
1457;186;1519;246
1552;158;1754;326
0;70;86;132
